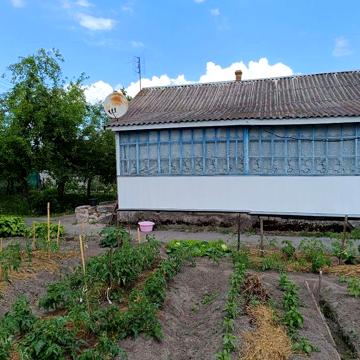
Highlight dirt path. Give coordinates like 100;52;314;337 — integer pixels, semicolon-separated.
120;257;233;360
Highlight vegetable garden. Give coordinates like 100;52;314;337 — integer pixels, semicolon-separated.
0;217;359;359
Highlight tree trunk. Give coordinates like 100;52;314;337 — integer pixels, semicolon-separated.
86;177;92;198
57;178;67;200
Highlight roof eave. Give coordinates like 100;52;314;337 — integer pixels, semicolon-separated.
109;116;360;132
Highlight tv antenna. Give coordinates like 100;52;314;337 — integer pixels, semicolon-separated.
135;56;142;92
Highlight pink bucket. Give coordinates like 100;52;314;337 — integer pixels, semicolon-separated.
138;221;155;233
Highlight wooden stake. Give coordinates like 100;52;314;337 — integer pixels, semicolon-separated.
341;215;348;264
260;217;264;256
56;220;61;248
47;202;51;256
237;213;241;251
137;227;141;244
79;235;86;276
32;223;36;250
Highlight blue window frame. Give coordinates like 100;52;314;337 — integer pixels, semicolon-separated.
118;123;360;176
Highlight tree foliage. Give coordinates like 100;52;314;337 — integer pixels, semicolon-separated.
0;48;118;201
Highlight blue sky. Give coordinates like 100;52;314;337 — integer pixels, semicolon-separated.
0;0;359;101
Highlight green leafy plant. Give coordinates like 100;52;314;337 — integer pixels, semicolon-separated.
19;317;83;360
346;277;360;297
0;216;28;237
292;337;319;354
99;226;130;248
216;251;247;358
261;252;285;271
331;238;356;264
279;273;317;355
298;239;330;272
166;240;230;261
32;222;64;249
281;240;296;259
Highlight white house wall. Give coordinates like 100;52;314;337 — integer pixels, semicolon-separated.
117;176;360;217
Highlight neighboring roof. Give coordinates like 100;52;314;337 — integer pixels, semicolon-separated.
109;70;360;129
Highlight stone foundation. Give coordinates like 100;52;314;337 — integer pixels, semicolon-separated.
75;202;115;224
75;202;353;233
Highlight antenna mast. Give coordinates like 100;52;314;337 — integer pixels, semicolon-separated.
135;56;142;92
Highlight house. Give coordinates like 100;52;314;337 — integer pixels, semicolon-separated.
109;70;360;217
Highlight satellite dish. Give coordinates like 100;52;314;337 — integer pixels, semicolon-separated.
103;90;129;119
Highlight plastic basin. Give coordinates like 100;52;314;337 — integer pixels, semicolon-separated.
138;221;155;233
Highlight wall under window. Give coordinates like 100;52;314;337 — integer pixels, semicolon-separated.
118;123;360;176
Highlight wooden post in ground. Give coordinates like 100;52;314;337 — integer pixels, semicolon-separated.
56;220;61;248
260;217;265;256
137;227;141;244
47;202;51;256
32;223;36;250
79;234;86;276
237;213;241;251
340;215;349;264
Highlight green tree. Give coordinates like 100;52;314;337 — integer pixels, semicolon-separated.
1;48;87;198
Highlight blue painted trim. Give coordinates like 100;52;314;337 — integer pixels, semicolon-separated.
202;128;206;175
168;130;172;175
191;128;195;173
226;127;230;173
136;131;140;175
243;127;249;174
179;129;183;175
157;130;161;175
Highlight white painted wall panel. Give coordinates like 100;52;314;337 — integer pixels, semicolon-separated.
117;176;360;217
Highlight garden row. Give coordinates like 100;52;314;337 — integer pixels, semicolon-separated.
0;236;194;359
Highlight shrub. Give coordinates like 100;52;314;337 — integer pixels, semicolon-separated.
0;216;28;237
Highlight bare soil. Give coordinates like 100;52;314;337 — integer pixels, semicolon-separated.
119;257;233;360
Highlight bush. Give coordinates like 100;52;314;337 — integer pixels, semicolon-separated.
0;216;28;237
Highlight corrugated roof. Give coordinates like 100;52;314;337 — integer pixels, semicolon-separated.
109;70;360;128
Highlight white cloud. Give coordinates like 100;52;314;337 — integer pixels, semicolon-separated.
125;74;191;97
131;41;144;48
210;8;220;16
84;80;114;104
75;0;93;7
198;58;293;83
77;13;115;31
84;57;294;102
194;0;206;3
332;36;352;57
10;0;25;8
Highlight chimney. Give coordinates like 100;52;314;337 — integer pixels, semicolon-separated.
235;70;242;81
